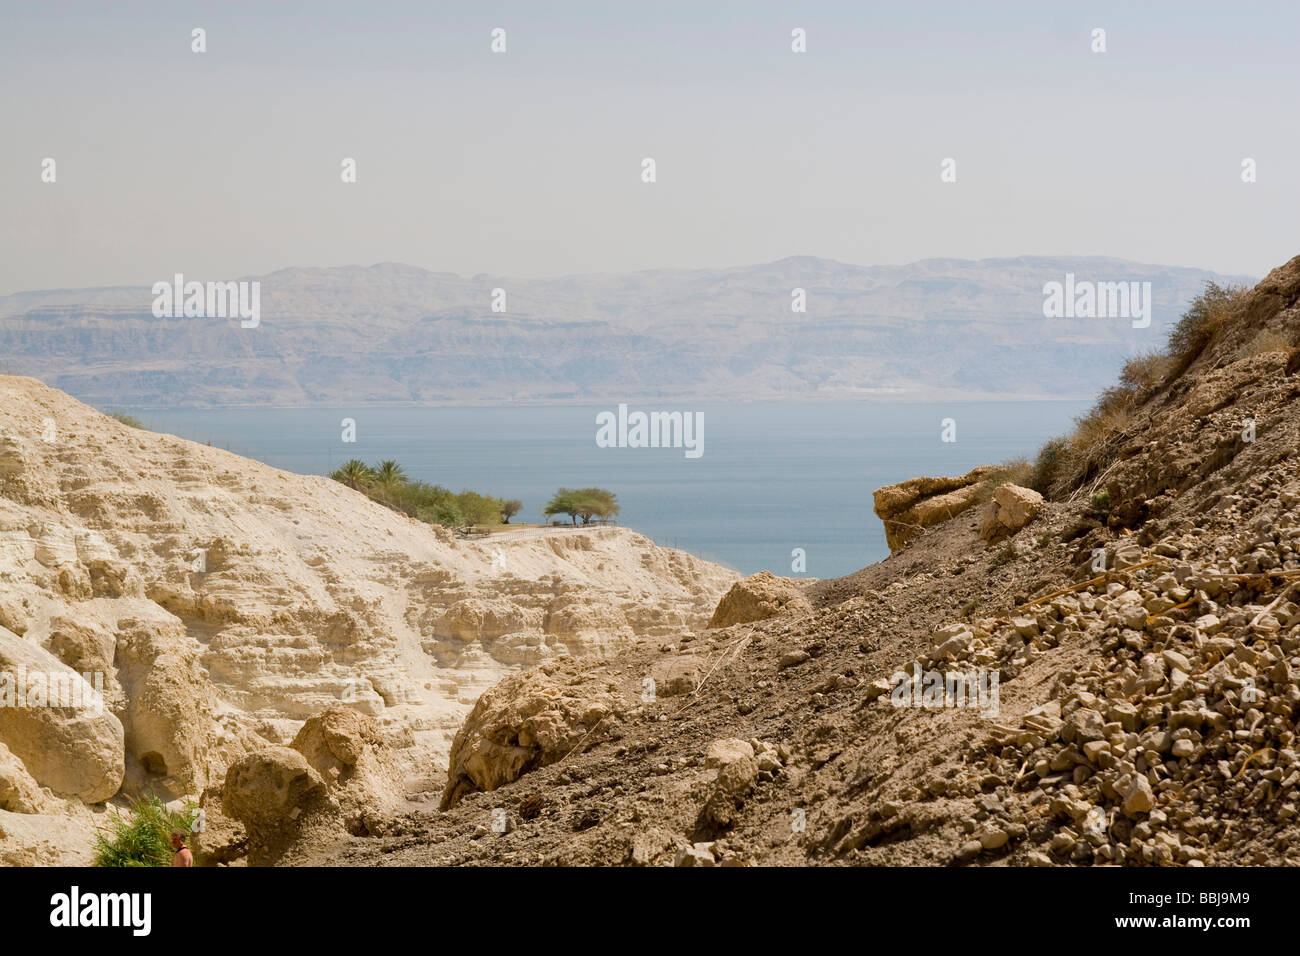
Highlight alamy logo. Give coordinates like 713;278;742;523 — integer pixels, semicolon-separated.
595;403;703;459
152;273;261;327
0;667;105;716
50;887;151;936
1042;273;1151;328
889;663;999;716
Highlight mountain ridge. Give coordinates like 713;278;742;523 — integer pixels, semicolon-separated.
0;256;1256;408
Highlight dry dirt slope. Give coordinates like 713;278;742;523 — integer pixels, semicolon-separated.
322;254;1300;867
0;376;735;864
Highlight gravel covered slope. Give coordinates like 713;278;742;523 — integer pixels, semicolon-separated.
321;256;1300;867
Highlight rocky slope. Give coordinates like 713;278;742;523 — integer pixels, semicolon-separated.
318;254;1300;868
0;376;735;864
0;257;1252;407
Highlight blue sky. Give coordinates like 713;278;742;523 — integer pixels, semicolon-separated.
2;0;1297;294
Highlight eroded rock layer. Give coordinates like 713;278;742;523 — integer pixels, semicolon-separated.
0;376;736;862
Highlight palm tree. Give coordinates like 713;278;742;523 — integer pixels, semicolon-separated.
331;459;375;491
374;460;407;487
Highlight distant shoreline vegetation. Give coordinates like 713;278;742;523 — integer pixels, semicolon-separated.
327;459;619;532
542;487;620;526
329;459;517;530
108;411;146;429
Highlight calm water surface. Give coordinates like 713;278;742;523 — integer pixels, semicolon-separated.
119;401;1088;578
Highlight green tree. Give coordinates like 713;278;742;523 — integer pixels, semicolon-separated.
543;487;619;525
575;487;619;523
455;490;503;530
369;459;408;507
373;459;407;487
413;482;462;526
331;459;375;491
543;488;581;524
327;458;514;533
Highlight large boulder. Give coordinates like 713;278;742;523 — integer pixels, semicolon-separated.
873;466;998;551
0;595;28;636
221;746;340;866
703;738;754;769
979;483;1045;542
649;655;704;697
190;784;247;867
440;662;627;809
0;625;124;803
289;706;403;834
707;571;811;629
698;753;759;834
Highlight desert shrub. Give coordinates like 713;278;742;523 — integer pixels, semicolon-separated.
109;412;146;429
1166;282;1250;375
93;795;197;867
1066;357;1152;474
1039;282;1258;502
1117;351;1173;392
1028;437;1068;496
1061;352;1162;474
1236;327;1294;361
388;480;459;522
973;459;1031;502
1069;400;1133;457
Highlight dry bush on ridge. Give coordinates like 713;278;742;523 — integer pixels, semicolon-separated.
1165;282;1251;376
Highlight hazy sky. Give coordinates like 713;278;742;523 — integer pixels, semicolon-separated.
2;0;1297;295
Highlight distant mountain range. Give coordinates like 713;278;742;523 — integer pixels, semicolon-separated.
0;256;1255;408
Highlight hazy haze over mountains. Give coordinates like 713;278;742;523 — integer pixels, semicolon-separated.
0;256;1254;408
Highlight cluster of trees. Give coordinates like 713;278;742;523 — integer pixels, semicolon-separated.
329;459;521;530
542;487;620;525
329;461;619;532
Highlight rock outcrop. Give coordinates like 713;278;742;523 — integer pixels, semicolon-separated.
0;810;97;866
978;483;1044;543
708;571;811;628
222;746;341;867
289;706;403;834
873;466;998;551
440;662;628;809
216;705;407;862
0;374;737;864
0;625;123;803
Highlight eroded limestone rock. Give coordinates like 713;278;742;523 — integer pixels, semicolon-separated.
440;663;627;809
873;466;998;551
708;571;811;628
